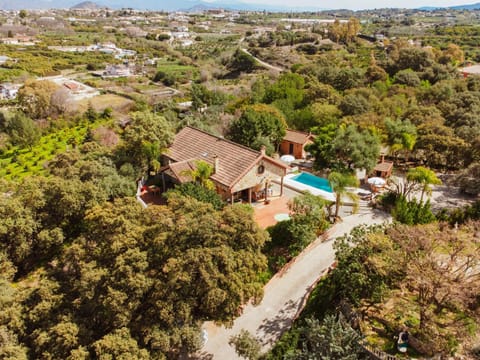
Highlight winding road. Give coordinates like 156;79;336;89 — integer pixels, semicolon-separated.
196;210;391;359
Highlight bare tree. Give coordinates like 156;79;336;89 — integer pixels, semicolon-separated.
388;222;480;353
50;87;70;115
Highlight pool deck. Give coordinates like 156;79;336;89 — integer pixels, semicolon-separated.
253;185;301;228
253;196;291;228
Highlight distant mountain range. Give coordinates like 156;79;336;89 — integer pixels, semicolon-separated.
0;0;479;12
0;0;327;11
419;2;480;10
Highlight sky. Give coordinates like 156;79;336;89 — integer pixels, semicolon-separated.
204;0;480;10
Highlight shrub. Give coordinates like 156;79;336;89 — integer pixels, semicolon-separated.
229;330;261;360
392;196;436;225
267;193;329;267
394;69;421;87
229;48;257;73
157;34;170;41
153;71;176;86
436;200;480;225
164;183;225;210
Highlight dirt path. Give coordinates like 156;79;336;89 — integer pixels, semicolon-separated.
240;48;284;73
196;210;391;359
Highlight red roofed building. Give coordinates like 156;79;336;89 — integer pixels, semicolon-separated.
373;155;393;178
63;81;80;91
161;126;288;203
280;129;315;159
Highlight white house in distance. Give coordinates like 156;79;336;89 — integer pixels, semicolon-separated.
0;34;37;46
48;43;136;59
0;55;11;64
0;83;21;100
103;64;134;78
180;39;194;47
39;76;100;101
171;31;190;40
459;64;480;78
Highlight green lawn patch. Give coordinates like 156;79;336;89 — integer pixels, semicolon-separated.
156;58;199;82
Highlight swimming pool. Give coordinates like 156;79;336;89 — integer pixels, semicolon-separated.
291;172;333;193
283;172;336;202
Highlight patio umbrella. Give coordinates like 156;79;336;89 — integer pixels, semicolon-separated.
367;177;386;186
280;154;295;163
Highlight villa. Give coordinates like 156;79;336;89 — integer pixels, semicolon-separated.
103;64;134;78
160;126;288;204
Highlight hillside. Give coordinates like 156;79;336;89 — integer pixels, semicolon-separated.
71;1;104;9
450;1;480;9
419;1;480;10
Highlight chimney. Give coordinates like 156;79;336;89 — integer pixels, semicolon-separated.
381;154;385;163
260;145;266;156
213;154;219;174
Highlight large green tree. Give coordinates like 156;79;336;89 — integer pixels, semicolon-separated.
27;194;268;358
310;124;380;173
228;104;287;152
3;112;40;149
385;118;417;159
332;125;381;173
229;49;257;73
17;80;61;119
120;111;174;173
285;315;364;360
457;162;480;196
0;177;105;275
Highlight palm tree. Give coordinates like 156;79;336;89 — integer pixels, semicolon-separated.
141;141;161;175
181;160;215;190
406;166;442;202
328;171;360;221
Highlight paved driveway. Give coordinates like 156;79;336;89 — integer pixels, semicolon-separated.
196;210;391;359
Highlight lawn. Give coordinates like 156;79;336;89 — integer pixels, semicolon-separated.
0;119;107;181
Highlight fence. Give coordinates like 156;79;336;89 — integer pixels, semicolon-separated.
136;178;148;209
362;343;398;360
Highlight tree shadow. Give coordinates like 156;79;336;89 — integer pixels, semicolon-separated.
430;185;474;212
256;299;302;346
221;70;242;79
183;351;213;360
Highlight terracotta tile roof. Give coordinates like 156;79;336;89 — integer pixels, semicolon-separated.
165;126;286;189
283;129;314;144
168;159;197;183
63;81;80;91
374;161;393;172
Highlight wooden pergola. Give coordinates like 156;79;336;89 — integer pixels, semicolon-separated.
373;161;393;178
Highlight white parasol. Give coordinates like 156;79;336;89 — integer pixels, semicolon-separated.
280;154;295;163
367;177;386;186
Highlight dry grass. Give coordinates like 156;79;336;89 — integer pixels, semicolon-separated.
76;94;134;113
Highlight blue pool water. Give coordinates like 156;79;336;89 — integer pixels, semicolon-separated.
292;172;333;193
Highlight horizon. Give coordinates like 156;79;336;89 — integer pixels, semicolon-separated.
7;0;480;11
201;0;480;10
